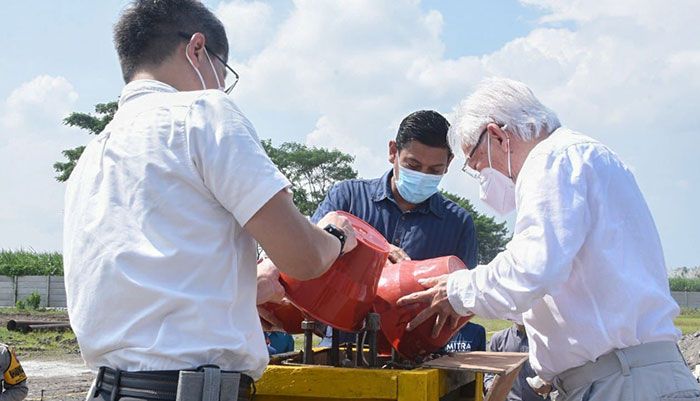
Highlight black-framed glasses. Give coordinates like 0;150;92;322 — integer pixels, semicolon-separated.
178;32;239;94
460;123;508;179
461;128;488;178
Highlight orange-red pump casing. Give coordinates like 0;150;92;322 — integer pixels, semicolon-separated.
373;256;472;359
280;211;390;332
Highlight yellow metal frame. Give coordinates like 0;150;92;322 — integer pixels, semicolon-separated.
255;364;482;401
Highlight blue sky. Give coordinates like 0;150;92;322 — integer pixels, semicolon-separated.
1;0;698;269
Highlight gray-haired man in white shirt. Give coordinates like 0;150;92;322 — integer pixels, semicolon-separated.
398;78;699;401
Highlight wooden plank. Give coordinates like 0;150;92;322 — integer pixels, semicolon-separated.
484;365;524;401
422;352;528;374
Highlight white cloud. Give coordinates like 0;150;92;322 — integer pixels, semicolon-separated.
0;75;83;251
1;75;78;137
230;0;453;178
216;0;275;57
217;0;699;266
3;1;694;263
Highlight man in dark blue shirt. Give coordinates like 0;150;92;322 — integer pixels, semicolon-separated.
311;110;479;345
484;323;551;401
310;110;478;267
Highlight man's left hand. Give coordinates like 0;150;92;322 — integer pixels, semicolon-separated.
396;274;466;338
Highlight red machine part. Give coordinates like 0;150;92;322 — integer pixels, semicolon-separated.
373;256;472;360
259;301;306;334
280;211;390;332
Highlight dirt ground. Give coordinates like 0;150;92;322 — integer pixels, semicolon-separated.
22;356;93;401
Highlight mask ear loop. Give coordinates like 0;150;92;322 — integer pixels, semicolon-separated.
486;129;493;168
502;124;513;179
487;124;514;179
506;137;512;178
204;49;223;90
185;43;207;90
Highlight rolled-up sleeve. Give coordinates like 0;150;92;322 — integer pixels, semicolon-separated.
187;94;291;226
448;147;591;319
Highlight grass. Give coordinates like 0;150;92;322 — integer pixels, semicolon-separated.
0;307;78;358
676;307;700;335
0;327;80;358
0;249;63;276
0;307;68;317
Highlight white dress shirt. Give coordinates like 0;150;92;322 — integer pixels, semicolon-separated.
447;128;680;381
63;80;290;379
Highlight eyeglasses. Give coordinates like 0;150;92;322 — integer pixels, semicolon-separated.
177;32;240;94
460;123;508;179
461;128;488;179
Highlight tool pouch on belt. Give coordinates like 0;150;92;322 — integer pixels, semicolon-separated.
176;366;240;401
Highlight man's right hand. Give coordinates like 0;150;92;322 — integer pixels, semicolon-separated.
388;244;411;263
316;211;358;255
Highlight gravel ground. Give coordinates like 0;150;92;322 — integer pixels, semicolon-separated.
22;356;93;401
679;331;700;369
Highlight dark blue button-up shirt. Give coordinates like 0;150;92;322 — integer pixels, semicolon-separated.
311;170;478;267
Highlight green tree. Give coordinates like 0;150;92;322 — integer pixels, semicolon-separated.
261;140;358;216
54;102;118;182
441;191;510;264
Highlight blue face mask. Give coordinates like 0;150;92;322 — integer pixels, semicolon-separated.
395;165;443;204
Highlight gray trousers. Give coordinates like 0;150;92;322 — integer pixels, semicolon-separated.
552;341;700;401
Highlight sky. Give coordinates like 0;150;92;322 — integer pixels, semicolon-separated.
0;0;698;269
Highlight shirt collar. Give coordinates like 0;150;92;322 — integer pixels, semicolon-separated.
118;79;178;107
372;169;444;218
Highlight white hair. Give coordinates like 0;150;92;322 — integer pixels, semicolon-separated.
448;77;561;154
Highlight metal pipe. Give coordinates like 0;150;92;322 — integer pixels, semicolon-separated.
301;320;315;365
366;313;380;368
354;332;363;367
330;328;340;366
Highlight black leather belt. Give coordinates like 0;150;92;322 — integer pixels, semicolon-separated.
92;366;253;401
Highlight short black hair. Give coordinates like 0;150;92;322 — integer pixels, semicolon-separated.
396;110;451;153
114;0;228;82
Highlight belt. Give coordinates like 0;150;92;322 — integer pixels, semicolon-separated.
552;341;683;396
92;366;253;401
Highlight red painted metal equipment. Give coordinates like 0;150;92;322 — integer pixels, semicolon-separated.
280;211;390;332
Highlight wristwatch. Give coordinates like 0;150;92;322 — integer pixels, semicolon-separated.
323;224;347;257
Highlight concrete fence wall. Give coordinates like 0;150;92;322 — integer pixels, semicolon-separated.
0;275;66;307
672;291;700;309
1;275;700;309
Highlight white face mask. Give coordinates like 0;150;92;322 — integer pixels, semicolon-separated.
185;43;224;91
479;131;516;215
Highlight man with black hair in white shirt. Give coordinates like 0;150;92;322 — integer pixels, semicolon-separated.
63;1;357;400
398;78;699;401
